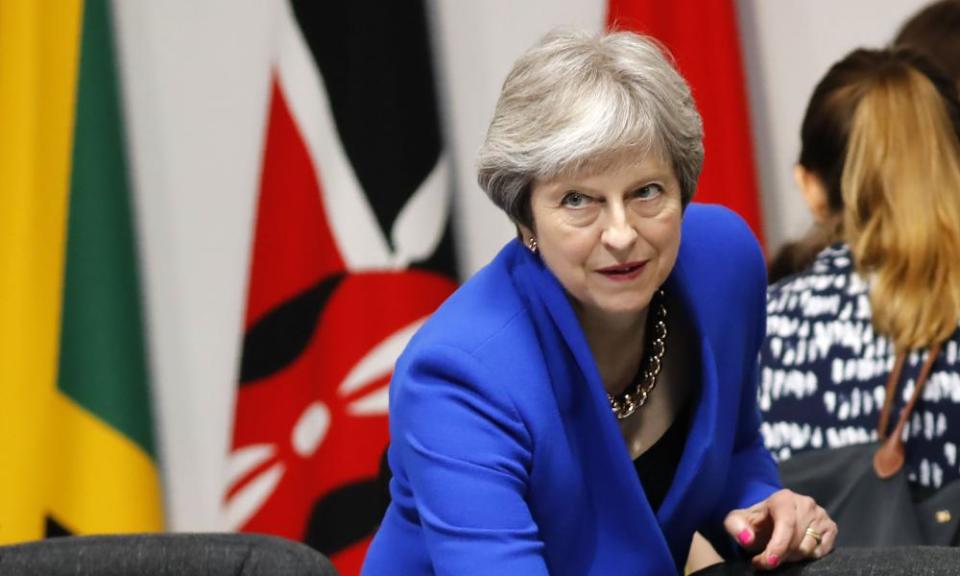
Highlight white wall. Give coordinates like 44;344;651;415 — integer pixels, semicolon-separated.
111;0;933;529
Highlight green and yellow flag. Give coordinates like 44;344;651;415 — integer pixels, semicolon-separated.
0;0;163;541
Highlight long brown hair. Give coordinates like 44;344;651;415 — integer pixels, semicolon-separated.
842;50;960;349
769;49;960;288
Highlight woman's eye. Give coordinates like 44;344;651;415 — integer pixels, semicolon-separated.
560;191;590;208
633;184;663;200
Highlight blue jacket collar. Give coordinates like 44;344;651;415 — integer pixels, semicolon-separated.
506;238;722;570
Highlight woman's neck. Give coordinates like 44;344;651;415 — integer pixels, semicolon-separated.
573;302;650;396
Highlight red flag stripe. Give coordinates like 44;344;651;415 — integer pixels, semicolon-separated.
243;78;344;328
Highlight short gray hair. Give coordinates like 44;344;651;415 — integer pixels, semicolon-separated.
477;29;704;228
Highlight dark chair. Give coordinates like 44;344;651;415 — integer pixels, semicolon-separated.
690;546;960;575
0;533;338;576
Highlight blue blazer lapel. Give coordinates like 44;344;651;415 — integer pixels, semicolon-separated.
656;241;726;563
511;243;676;572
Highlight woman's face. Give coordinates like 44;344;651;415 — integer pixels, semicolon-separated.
521;152;683;324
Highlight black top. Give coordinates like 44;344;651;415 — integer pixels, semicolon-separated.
633;401;693;513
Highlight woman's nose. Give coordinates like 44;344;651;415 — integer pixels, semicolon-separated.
600;207;638;251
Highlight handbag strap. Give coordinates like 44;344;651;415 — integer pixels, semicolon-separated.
873;342;943;478
877;352;907;441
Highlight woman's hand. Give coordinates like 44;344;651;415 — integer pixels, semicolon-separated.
723;489;837;570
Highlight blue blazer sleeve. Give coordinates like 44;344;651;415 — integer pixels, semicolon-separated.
709;210;780;522
719;367;781;514
391;343;550;575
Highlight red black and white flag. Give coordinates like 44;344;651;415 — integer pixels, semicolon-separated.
225;1;458;573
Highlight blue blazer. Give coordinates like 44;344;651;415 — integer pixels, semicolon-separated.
363;205;780;575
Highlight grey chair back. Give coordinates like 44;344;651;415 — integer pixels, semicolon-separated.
0;533;338;576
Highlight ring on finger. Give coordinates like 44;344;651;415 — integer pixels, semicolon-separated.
804;526;823;545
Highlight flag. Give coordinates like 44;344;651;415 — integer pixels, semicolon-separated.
608;0;765;244
225;0;458;573
0;0;163;541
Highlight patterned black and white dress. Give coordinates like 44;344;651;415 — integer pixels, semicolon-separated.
759;243;960;489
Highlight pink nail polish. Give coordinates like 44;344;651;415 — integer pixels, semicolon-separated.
737;529;753;545
767;554;780;568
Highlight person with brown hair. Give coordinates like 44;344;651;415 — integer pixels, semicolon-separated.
760;47;960;499
895;0;960;90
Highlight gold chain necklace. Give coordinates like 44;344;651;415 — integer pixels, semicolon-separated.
607;289;668;420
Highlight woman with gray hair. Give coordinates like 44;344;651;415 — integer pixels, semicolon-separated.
363;29;835;575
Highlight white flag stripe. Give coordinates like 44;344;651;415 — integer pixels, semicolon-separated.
224;443;276;490
291;401;331;458
339;317;428;397
276;0;393;271
390;156;451;269
348;385;391;416
223;462;285;531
